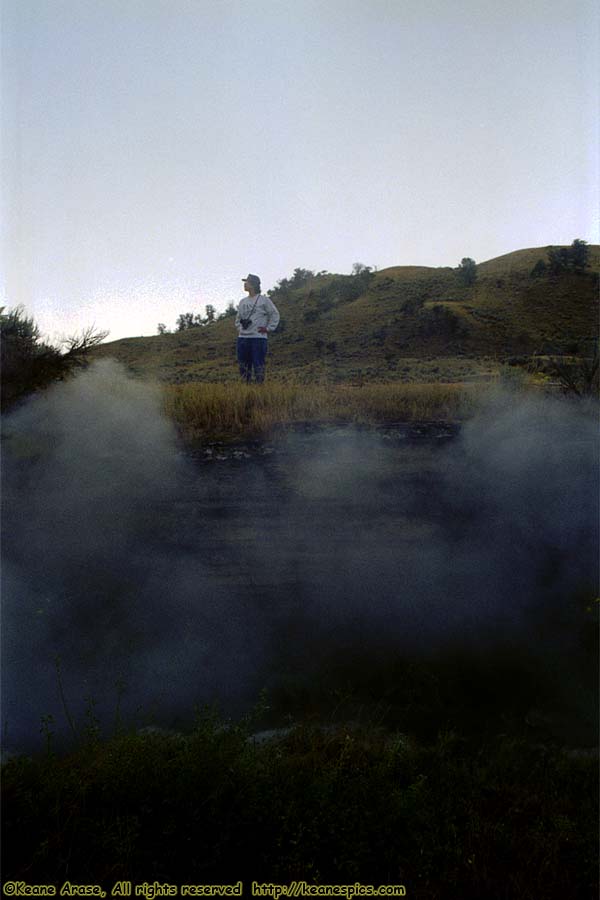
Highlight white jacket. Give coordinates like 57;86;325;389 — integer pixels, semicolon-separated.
235;294;280;338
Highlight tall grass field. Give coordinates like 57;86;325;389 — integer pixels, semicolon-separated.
164;381;480;441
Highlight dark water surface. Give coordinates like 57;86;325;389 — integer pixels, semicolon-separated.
3;415;598;753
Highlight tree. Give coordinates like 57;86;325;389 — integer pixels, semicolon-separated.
157;323;168;334
350;263;375;295
290;268;314;287
547;239;591;274
269;269;314;302
176;312;199;331
204;304;216;324
570;239;590;272
218;302;237;320
547;246;571;275
61;324;110;355
456;257;477;286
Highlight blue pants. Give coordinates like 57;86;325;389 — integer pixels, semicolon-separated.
237;337;268;383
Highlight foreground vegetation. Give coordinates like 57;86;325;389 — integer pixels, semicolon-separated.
3;705;597;897
0;306;108;411
164;380;480;442
4;601;598;895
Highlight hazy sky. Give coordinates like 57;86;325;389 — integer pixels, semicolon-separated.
2;0;598;342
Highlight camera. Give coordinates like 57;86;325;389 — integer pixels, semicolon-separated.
240;318;252;329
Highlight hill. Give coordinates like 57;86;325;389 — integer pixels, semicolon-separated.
90;245;600;384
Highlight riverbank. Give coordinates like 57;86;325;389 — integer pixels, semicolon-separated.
164;380;479;443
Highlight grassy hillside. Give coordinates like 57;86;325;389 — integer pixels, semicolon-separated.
90;245;599;385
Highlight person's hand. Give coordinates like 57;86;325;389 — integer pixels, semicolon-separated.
258;326;268;334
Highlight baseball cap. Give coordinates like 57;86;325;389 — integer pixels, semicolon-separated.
242;273;261;286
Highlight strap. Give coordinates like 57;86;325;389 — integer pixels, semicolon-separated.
246;294;260;317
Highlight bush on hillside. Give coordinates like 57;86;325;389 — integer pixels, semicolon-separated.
269;269;315;302
544;344;599;397
400;291;426;315
547;239;590;275
176;312;202;331
313;267;375;308
418;304;467;339
303;308;319;323
173;305;218;332
217;302;237;320
456;257;477;286
270;265;375;308
530;259;548;278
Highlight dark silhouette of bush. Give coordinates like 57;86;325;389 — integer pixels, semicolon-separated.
401;292;426;315
570;238;591;271
456;257;477;286
303;308;319;323
270;265;374;308
313;268;375;309
176;312;203;331
269;269;315;303
1;306;108;411
530;259;548;278
545;343;599;397
217;302;237;320
2;710;596;889
547;239;590;275
418;304;466;338
290;268;315;286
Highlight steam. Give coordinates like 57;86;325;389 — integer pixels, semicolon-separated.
2;362;268;749
2;363;598;751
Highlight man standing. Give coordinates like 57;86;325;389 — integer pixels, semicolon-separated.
235;274;280;383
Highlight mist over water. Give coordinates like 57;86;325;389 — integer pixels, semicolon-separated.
2;361;598;752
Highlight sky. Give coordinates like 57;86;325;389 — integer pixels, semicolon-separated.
2;0;598;343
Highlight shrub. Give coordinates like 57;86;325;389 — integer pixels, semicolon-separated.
544;344;599;397
1;306;108;411
313;269;374;309
530;259;547;278
269;269;315;303
270;265;374;309
176;312;203;331
456;257;477;286
401;293;426;315
2;715;597;890
218;302;237;320
547;239;591;275
418;305;466;338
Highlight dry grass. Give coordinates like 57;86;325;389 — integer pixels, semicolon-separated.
163;380;478;441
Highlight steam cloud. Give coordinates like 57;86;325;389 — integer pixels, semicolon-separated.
2;361;598;752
